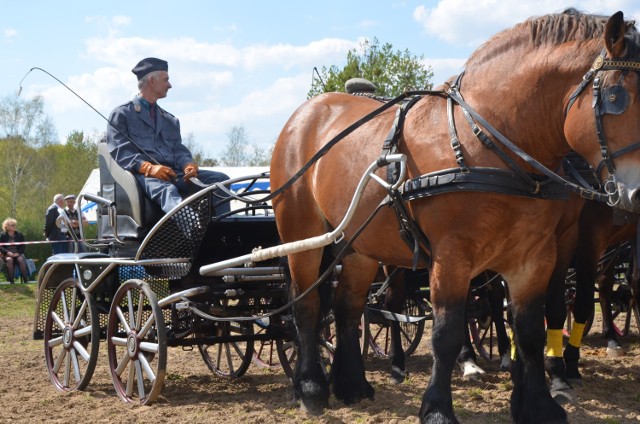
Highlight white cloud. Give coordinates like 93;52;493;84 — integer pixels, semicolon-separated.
112;15;131;26
181;73;310;155
241;38;357;71
424;57;466;86
3;28;17;41
413;0;640;47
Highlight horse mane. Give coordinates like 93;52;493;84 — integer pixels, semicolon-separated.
466;8;638;69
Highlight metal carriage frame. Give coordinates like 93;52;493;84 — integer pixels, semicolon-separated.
33;146;304;404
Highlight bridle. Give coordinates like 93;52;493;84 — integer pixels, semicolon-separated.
565;49;640;207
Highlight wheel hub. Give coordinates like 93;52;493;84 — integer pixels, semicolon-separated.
62;326;73;349
127;333;139;358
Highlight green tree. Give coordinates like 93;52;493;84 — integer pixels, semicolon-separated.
222;125;250;166
0;94;57;146
308;37;433;98
0;137;38;218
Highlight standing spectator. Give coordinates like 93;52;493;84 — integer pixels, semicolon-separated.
64;194;87;252
0;218;29;284
44;194;69;255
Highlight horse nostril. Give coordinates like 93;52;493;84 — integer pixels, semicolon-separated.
632;188;640;207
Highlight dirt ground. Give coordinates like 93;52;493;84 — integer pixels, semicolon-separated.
1;301;639;423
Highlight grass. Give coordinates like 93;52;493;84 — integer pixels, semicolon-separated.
0;283;37;319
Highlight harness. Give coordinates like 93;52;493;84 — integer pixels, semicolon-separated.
375;50;640;268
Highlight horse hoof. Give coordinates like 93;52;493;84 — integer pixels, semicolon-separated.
606;346;626;358
461;360;485;381
566;377;583;387
551;388;575;405
299;399;325;416
499;355;512;372
297;380;329;415
390;366;406;384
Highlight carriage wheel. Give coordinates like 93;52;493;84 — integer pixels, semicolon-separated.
277;312;335;381
107;279;166;405
607;289;640;337
198;320;254;378
44;278;100;392
367;296;426;358
252;315;296;374
360;312;370;360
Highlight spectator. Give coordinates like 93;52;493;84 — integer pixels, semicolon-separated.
44;194;69;255
64;194;88;252
0;218;29;284
106;57;230;218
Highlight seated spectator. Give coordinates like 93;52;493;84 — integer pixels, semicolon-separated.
0;218;29;284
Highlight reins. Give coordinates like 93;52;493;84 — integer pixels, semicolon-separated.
445;81;610;203
259;89;447;203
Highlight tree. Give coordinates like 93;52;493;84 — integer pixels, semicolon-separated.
308;37;433;98
0;94;58;146
0;137;37;217
222;125;250;166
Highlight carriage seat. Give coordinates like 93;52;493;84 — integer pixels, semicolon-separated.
97;142;164;241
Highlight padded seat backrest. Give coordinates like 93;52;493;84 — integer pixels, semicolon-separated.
97;142;164;240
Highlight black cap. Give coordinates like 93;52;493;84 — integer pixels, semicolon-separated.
64;194;76;200
131;57;168;80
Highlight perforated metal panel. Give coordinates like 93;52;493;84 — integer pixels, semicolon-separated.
34;265;171;339
137;193;211;278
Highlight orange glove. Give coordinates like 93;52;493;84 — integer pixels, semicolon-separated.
183;162;199;181
139;161;177;181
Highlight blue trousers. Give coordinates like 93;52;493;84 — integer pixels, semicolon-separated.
135;169;230;214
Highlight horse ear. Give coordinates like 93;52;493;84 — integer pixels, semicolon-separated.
604;11;626;58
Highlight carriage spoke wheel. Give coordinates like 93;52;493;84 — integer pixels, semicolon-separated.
107;279;166;405
44;278;100;392
252;316;288;371
367;297;426;358
277;312;335;381
198;320;254;378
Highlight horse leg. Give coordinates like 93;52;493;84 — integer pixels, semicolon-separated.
385;268;407;384
487;277;511;371
564;243;600;384
331;253;378;405
544;257;574;404
510;270;567;423
598;263;625;357
288;249;330;414
458;289;485;381
419;264;468;424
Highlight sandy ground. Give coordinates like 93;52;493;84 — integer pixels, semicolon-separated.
1;297;639;424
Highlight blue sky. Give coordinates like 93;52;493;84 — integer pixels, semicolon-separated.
2;1;639;160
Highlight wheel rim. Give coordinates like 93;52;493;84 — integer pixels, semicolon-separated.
278;313;335;381
252;317;283;370
107;279;166;405
198;320;254;378
368;297;426;358
44;278;99;392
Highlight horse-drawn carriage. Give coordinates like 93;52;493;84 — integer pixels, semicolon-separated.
32;142;300;403
31;8;640;424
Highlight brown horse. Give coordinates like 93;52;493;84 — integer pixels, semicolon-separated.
545;197;637;402
270;10;640;423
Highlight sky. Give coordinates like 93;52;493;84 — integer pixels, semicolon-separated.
2;0;640;160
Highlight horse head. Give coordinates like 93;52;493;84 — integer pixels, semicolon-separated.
564;11;640;212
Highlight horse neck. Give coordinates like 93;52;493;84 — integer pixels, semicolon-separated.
459;40;600;168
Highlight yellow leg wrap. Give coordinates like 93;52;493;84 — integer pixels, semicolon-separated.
546;329;564;357
510;329;516;361
568;322;586;348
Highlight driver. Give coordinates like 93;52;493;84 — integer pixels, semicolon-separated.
106;57;229;215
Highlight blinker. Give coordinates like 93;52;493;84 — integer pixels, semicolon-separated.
600;85;628;115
